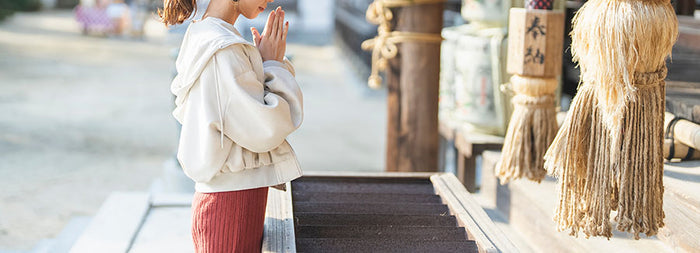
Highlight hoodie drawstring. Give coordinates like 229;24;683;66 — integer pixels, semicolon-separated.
212;56;225;149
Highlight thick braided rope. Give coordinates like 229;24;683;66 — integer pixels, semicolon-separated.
361;0;447;89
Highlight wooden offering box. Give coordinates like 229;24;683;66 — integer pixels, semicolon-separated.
506;8;565;77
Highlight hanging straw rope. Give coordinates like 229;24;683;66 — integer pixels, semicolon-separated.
544;0;677;239
496;75;558;183
361;0;446;89
495;7;563;183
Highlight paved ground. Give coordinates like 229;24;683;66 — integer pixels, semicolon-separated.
0;10;385;251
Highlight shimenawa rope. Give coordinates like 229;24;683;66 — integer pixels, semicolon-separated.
361;0;446;89
544;0;677;239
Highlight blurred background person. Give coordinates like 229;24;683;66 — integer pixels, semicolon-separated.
105;0;129;35
74;0;112;35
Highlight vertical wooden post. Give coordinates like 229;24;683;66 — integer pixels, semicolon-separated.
385;3;444;172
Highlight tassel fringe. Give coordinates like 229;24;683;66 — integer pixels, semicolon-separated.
545;69;667;239
545;0;676;239
496;75;558;183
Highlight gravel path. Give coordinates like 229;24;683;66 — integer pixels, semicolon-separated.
0;11;177;251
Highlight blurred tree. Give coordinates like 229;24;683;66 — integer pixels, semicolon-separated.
14;0;41;11
0;0;42;20
0;0;14;21
55;0;78;9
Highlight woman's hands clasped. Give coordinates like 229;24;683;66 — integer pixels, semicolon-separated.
251;7;289;62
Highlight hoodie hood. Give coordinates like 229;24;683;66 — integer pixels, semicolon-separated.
171;17;253;123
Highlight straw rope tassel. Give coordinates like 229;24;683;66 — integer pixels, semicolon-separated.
496;8;564;183
496;75;558;183
544;0;677;239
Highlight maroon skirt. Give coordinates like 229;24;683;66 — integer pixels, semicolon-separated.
191;187;269;253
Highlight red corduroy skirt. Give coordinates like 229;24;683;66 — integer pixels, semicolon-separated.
191;187;269;253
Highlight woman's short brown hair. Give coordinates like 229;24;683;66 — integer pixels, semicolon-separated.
159;0;197;26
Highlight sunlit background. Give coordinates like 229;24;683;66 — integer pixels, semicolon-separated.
1;0;699;251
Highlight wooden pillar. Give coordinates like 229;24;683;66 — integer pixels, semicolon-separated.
385;3;444;172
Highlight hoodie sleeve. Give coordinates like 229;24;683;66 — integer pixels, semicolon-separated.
263;58;296;76
212;45;302;153
176;45;303;183
176;61;234;183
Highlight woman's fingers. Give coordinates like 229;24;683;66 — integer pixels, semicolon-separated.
258;6;288;61
282;21;288;42
277;8;284;39
251;27;262;46
270;8;280;39
277;9;285;40
263;10;275;37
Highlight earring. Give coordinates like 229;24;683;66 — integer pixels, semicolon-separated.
231;0;239;11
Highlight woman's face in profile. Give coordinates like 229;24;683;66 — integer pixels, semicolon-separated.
239;0;274;19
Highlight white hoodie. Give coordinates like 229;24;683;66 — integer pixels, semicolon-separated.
171;17;303;193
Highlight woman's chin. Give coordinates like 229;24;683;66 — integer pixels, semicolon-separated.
242;12;260;19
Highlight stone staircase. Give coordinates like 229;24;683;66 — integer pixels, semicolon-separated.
26;216;91;253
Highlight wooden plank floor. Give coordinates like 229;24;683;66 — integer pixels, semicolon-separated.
477;151;700;253
658;160;700;251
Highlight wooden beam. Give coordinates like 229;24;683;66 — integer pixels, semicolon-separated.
385;3;444;172
386;52;401;172
262;182;296;253
431;174;519;253
454;129;505;192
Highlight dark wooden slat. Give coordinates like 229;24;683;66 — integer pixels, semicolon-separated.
295;225;467;240
296;238;478;253
292;192;442;204
294;213;457;227
293;202;449;215
291;180;435;194
294;176;432;184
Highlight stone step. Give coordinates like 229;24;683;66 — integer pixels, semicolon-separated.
292;191;443;204
295;238;478;253
30;238;54;253
295;225;467;240
293;202;450;215
293;213;457;227
27;216;92;253
69;192;151;253
43;216;92;253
